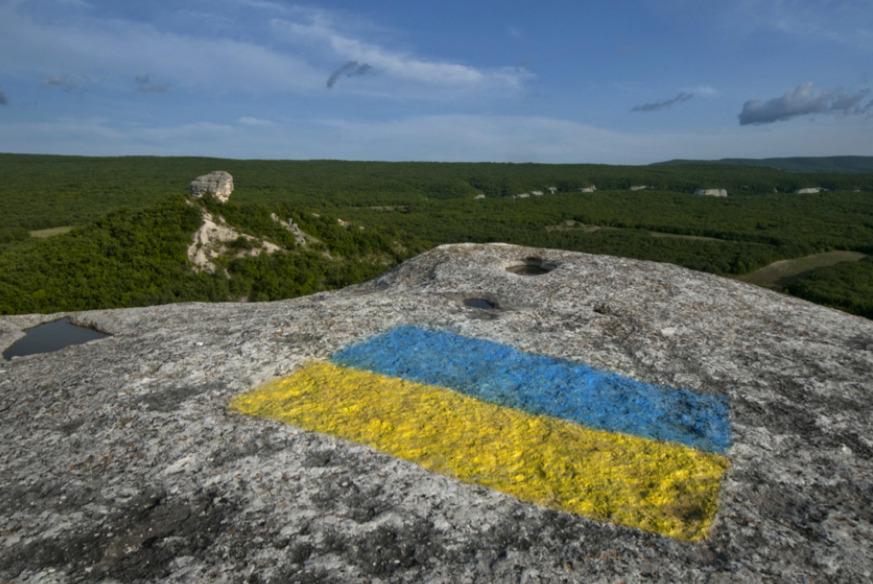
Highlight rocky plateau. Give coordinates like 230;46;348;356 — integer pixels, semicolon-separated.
1;243;872;583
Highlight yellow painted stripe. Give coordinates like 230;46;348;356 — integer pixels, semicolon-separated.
230;362;729;541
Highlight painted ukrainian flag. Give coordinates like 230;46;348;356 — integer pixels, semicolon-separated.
231;325;731;541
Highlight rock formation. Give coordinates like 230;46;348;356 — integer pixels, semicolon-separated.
630;184;648;191
579;185;597;193
270;213;310;247
189;171;234;203
695;188;728;197
795;187;825;194
1;243;872;582
188;209;279;272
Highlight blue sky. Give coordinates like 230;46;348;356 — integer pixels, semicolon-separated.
0;0;871;163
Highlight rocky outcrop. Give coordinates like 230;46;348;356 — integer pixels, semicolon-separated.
795;187;825;194
1;243;872;582
695;188;728;197
188;209;279;272
270;213;310;247
189;171;234;203
579;185;597;193
630;184;649;191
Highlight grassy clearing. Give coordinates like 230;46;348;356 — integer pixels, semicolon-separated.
29;226;75;239
737;251;867;288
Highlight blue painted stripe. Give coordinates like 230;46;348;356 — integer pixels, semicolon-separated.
330;325;731;453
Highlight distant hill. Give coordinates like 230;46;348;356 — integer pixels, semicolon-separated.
655;156;873;174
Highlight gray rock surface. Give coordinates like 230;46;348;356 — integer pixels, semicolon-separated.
694;188;728;198
1;243;872;583
189;171;234;202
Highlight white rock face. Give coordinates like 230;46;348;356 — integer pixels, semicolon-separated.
270;213;309;246
187;209;279;272
795;187;825;194
579;185;597;193
473;193;486;200
695;188;728;197
531;190;544;197
2;243;872;582
189;171;234;203
630;185;648;191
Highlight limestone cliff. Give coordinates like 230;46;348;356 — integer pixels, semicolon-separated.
1;244;872;582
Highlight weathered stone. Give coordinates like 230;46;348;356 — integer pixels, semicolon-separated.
695;188;728;197
1;243;872;582
795;187;825;194
187;209;279;273
270;213;309;247
189;171;233;203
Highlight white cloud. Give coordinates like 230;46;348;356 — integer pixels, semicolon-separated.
0;2;324;94
739;82;872;125
2;113;870;163
270;11;531;91
237;116;274;126
722;0;873;50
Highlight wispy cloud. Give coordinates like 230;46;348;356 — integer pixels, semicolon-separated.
631;92;694;112
237;116;274;126
0;2;323;95
134;74;171;94
739;82;873;125
2;113;871;162
630;86;720;113
43;74;92;92
721;0;873;50
326;60;373;89
271;9;531;91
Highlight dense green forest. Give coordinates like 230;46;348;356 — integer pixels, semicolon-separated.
3;153;872;230
783;258;873;319
0;154;871;318
657;156;873;174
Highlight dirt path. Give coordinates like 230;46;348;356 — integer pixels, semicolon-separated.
737;251;867;288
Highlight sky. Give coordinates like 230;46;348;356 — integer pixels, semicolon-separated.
0;0;871;163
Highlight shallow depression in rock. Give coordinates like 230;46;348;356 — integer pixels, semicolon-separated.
2;318;110;359
506;257;557;276
463;298;500;310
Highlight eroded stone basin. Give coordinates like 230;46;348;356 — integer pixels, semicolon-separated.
2;318;110;359
506;257;557;276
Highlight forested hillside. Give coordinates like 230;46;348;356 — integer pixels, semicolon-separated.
1;154;872;318
656;156;873;174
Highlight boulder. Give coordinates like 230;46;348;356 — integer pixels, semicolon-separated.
189;171;234;203
1;243;872;582
695;188;728;197
795;187;825;194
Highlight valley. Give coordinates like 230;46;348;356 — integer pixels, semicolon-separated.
1;153;871;319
